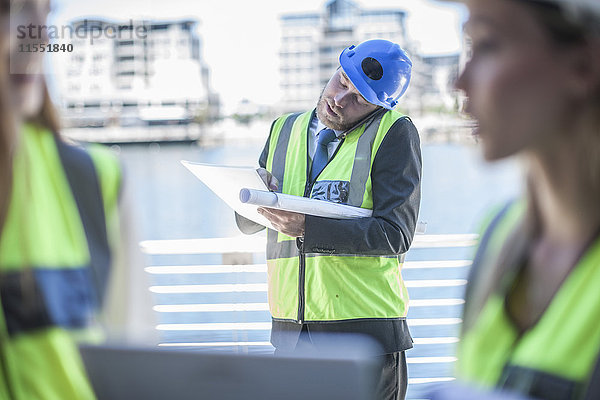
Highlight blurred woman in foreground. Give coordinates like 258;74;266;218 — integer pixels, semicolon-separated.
0;0;154;398
447;0;600;399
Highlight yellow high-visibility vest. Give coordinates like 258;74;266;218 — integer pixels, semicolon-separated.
265;110;410;322
458;202;600;399
0;124;121;399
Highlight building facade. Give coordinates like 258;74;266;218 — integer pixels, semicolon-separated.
54;18;219;128
278;0;460;115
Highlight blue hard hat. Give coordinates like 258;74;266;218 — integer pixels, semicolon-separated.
339;39;412;110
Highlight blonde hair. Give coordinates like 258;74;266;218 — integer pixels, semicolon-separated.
0;10;61;232
0;36;14;233
29;84;61;135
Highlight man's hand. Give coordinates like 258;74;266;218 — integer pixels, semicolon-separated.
257;168;279;191
258;207;305;237
256;169;304;237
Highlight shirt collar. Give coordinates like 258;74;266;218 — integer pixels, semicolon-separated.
316;119;343;139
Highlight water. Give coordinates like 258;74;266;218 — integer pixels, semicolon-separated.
118;140;522;240
115;136;523;398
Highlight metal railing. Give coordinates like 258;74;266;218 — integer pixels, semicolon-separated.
140;233;477;398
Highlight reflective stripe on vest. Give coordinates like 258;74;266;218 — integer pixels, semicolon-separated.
265;109;410;322
457;202;600;399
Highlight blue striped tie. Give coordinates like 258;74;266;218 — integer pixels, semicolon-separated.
310;128;337;183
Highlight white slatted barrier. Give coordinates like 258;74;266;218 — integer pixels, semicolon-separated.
140;234;478;255
142;233;477;398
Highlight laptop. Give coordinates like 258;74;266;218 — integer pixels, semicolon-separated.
80;334;382;400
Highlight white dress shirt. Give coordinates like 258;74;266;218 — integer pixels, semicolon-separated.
307;116;344;164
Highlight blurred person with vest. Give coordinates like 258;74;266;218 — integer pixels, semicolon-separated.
0;0;155;398
430;0;600;399
236;39;422;400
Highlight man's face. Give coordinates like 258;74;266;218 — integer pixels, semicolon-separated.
316;69;379;131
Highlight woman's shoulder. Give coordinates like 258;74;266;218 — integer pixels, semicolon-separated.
55;134;122;207
85;143;122;205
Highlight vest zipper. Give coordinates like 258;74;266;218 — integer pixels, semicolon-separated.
298;252;306;324
299;135;347;323
294;110;383;324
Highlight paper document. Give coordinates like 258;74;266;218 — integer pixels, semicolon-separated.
181;161;274;229
239;188;372;219
183;161;427;234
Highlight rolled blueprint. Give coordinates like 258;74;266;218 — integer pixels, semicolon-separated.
239;187;279;207
239;188;372;219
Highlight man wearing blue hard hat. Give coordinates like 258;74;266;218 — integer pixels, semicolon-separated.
237;39;421;400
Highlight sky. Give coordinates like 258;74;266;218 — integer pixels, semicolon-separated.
48;0;466;113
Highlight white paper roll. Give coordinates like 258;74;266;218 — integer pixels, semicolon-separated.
239;188;372;219
239;188;278;206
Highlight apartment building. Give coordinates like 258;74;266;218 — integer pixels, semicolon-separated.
54;18;219;127
279;0;459;115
